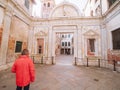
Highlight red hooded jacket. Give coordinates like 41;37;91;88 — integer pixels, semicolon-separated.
12;55;35;86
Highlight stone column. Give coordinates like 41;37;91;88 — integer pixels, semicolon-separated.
0;8;12;65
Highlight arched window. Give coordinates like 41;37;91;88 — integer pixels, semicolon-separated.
68;42;70;46
44;3;46;7
62;42;64;46
68;34;70;38
108;0;117;7
65;42;67;46
48;2;50;7
95;0;98;3
96;5;101;16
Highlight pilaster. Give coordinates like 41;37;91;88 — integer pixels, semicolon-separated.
77;25;82;58
76;25;83;65
46;25;54;64
100;24;107;59
28;26;34;54
0;7;12;65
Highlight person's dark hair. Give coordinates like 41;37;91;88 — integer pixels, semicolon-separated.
21;49;29;55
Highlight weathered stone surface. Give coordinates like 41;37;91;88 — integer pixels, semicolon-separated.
0;55;120;90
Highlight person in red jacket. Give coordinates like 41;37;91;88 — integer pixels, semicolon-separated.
12;49;35;90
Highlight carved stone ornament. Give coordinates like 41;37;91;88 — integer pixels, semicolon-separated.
84;30;99;38
50;2;80;18
35;31;47;37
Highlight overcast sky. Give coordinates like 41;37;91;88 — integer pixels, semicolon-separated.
32;0;88;17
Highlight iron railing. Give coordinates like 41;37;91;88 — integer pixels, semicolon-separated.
74;57;120;72
30;55;54;65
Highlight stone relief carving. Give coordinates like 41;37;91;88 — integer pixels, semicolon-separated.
96;6;101;16
63;5;70;16
35;31;47;37
84;30;99;38
50;3;79;18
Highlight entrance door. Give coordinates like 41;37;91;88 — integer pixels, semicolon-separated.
61;49;64;54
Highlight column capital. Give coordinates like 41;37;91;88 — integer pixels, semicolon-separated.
29;26;34;30
5;7;13;17
77;25;82;30
100;24;106;29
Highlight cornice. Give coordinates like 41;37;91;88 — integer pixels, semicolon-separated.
0;0;33;22
0;1;6;9
32;18;102;28
11;0;28;15
103;0;120;23
32;16;102;22
5;6;13;17
104;0;120;16
10;0;32;21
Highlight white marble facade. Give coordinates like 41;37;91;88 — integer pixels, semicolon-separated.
0;0;120;69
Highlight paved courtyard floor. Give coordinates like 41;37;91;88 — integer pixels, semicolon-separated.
0;55;120;90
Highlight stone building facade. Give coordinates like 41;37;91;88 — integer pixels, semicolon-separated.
0;0;120;70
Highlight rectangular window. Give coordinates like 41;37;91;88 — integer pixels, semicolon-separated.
89;39;95;52
15;41;22;53
65;42;67;46
62;42;64;46
68;42;70;46
68;34;70;38
108;0;117;7
38;46;42;54
37;38;44;54
62;35;64;38
25;0;29;9
48;3;50;7
95;0;98;3
112;28;120;49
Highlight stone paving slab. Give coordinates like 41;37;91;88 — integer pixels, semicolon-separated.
0;55;120;90
0;64;120;90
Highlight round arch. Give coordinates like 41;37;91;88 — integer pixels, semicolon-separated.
49;1;81;18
